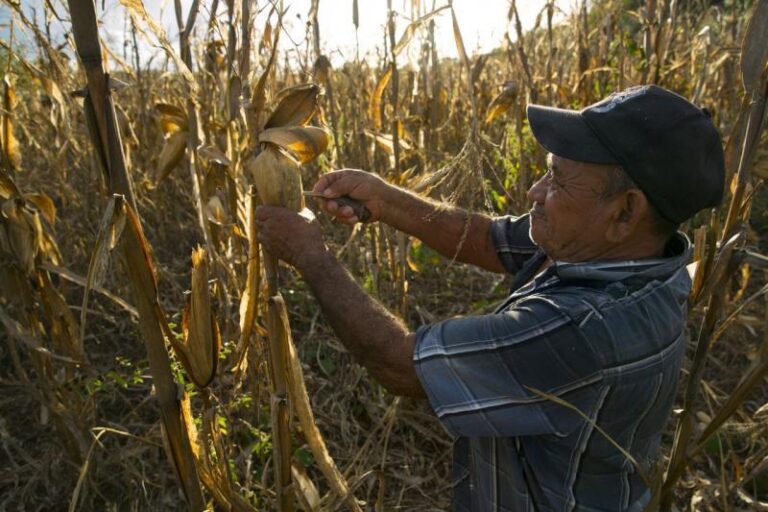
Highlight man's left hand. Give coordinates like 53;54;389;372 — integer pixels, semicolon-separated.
255;205;327;270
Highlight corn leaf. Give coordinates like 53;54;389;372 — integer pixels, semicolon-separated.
450;5;470;70
392;6;448;57
740;0;768;93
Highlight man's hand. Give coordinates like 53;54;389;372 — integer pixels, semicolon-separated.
311;169;390;224
255;206;327;270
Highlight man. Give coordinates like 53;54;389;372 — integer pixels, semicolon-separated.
255;85;724;511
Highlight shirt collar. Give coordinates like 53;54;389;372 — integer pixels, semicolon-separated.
551;232;692;283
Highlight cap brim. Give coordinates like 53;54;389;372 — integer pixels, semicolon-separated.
527;105;619;165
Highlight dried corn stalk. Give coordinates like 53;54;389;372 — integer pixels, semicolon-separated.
245;84;361;512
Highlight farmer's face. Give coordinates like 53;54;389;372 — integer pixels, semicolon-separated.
526;154;619;262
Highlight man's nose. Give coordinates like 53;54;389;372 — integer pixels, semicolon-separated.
527;175;547;203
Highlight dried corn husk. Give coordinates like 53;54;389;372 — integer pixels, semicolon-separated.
264;84;320;129
1;75;21;170
485;81;518;123
259;126;329;164
155;130;188;184
0;197;43;276
245;145;304;211
172;247;221;388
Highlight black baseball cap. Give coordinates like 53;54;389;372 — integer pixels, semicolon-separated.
526;85;725;224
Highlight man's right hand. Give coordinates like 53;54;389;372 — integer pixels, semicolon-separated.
311;169;390;224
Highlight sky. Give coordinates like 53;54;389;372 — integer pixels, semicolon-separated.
1;0;570;68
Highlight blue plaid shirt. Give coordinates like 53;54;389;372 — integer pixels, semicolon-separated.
413;214;691;511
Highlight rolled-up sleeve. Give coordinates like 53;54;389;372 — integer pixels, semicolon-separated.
412;297;603;438
490;214;538;274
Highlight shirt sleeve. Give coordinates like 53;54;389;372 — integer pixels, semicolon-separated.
412;297;603;438
490;214;539;274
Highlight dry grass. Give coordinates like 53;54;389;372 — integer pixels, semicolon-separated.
0;0;767;510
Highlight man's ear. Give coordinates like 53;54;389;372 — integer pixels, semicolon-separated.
606;189;649;242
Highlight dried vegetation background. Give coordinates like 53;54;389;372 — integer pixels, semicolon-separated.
0;0;768;510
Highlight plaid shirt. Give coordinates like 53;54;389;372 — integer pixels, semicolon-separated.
413;214;691;511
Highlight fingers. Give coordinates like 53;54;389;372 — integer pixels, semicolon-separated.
319;200;358;224
311;168;368;198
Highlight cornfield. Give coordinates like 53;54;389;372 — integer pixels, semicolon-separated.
0;0;767;510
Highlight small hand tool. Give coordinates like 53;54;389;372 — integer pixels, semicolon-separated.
303;191;372;223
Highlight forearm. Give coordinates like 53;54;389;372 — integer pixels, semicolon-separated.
296;249;424;398
379;185;505;273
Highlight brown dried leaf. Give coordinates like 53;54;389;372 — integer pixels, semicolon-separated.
312;55;332;84
156;103;188;135
25;193;57;226
264;84;321;129
156;130;188;184
281;297;362;512
42;76;66;109
259;126;329;164
252;13;282;129
450;5;470;70
177;247;221;388
363;130;412;155
198;145;231;166
292;463;321;511
392;6;449;56
1;198;42;275
262;21;273;51
369;64;393;131
119;0;196;90
0;168;21;199
2;76;21;169
205;196;228;225
79;195;126;350
485;81;518;123
233;188;261;376
740;0;768;93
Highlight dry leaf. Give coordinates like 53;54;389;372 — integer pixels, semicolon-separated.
156;103;188;135
1;197;42;275
176;247;221;388
25;193;57;226
313;55;332;83
370;64;393;131
740;0;768;93
485;81;518;123
259;126;329;164
264;84;321;129
198;145;231;166
392;6;448;57
2;75;21;169
205;196;228;225
156;130;188;184
119;0;196;90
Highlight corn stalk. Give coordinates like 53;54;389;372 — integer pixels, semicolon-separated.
66;1;205;509
658;2;768;508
